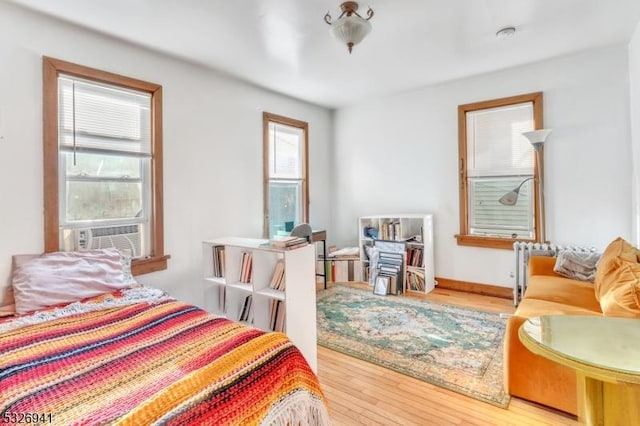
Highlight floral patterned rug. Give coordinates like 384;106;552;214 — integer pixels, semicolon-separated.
316;285;510;407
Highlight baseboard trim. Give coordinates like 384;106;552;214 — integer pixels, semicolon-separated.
435;277;512;300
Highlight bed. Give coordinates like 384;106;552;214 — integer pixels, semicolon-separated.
0;249;330;425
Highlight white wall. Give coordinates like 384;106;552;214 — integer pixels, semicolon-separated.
0;2;333;306
630;21;640;246
333;46;633;288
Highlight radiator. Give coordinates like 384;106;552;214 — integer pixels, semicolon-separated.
512;242;596;306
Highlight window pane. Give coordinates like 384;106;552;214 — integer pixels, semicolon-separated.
466;102;534;177
64;152;141;179
63;151;146;223
66;180;143;222
268;122;302;179
468;177;534;239
268;181;302;238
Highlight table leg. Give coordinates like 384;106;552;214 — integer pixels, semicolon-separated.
602;381;640;425
322;239;327;289
576;373;604;426
576;373;640;425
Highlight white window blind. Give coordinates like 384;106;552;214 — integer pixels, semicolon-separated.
466;102;534;177
58;76;151;156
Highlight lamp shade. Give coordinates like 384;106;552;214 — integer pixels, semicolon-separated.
498;191;519;206
324;2;374;53
498;176;535;206
522;129;552;151
329;14;372;52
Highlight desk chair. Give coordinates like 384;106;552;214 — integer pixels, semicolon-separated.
290;223;312;242
290;223;327;289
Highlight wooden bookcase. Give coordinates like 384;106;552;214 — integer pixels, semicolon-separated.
202;237;317;372
358;214;435;294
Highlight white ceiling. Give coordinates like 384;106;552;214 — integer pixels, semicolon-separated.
8;0;640;108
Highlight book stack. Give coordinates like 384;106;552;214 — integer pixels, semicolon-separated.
380;221;401;241
211;245;225;277
269;299;286;332
269;236;309;250
406;269;426;291
268;260;286;331
240;252;253;283
239;295;252;322
323;247;362;283
406;246;424;267
269;260;286;291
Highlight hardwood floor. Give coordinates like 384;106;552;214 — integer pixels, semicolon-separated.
315;282;579;426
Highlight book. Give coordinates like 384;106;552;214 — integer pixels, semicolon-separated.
269;236;308;249
211;245;225;277
269;299;286;332
269;299;280;330
240;252;253;283
269;260;285;290
282;240;309;250
218;286;226;312
239;295;252;322
275;302;286;332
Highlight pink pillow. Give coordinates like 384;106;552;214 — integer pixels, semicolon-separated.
12;249;131;315
0;304;15;317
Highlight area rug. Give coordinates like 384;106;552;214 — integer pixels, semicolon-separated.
316;285;510;407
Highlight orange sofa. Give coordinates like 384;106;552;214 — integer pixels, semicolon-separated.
503;237;640;415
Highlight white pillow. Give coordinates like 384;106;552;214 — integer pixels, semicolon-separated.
118;249;136;285
12;249;134;315
553;250;601;282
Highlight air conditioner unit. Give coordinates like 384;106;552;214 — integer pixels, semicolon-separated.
75;224;142;258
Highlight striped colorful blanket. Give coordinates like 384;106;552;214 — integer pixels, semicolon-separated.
0;292;329;425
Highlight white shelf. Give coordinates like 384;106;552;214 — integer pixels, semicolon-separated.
255;287;286;300
358;214;435;294
204;276;226;286
202;238;317;372
226;282;253;292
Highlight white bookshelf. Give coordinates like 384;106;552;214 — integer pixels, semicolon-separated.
202;237;317;372
358;214;435;294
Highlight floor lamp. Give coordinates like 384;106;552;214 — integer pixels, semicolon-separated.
499;129;552;243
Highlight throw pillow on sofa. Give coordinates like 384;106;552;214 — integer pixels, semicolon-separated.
553;250;600;282
599;261;640;318
594;237;639;301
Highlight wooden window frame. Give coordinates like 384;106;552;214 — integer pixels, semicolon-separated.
43;57;169;275
262;112;309;238
456;92;544;250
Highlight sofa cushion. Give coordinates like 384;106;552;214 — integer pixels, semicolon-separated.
528;256;561;277
523;275;602;312
599;261;640;318
594;237;638;301
515;297;603;319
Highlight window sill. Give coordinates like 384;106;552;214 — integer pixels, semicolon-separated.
455;234;534;250
132;254;170;276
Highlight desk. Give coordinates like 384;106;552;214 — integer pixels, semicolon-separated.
519;315;640;425
311;230;327;289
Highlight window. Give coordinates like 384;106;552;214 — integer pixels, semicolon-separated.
457;92;544;249
43;57;168;275
263;112;309;239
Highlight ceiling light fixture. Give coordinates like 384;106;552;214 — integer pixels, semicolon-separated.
496;26;516;39
324;1;374;54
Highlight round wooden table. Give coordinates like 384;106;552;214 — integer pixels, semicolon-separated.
519;315;640;425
